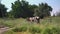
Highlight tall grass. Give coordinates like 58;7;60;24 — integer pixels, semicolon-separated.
41;27;60;34
1;17;60;34
12;25;27;32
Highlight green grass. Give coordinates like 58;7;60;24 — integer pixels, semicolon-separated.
0;16;60;34
12;25;27;32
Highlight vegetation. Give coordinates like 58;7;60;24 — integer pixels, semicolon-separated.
8;0;52;18
4;30;14;34
29;26;41;34
1;17;60;34
0;0;60;34
41;27;60;34
0;3;7;18
0;0;52;18
12;26;27;32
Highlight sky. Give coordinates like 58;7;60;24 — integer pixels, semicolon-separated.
1;0;60;16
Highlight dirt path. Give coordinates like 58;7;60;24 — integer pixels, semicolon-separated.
0;27;16;34
0;27;10;34
0;22;20;34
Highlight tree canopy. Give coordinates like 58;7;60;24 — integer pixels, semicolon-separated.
11;0;35;18
9;0;52;18
35;3;52;17
0;3;7;18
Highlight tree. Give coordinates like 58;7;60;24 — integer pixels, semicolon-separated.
11;0;35;18
10;0;52;18
0;3;7;18
35;3;52;17
11;0;22;18
29;5;38;16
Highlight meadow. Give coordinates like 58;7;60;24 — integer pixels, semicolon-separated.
0;17;60;34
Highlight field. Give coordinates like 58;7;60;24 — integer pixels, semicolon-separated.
0;17;60;34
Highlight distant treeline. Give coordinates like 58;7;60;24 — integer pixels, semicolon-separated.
0;0;53;18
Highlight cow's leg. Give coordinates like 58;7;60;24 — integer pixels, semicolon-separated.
36;19;40;24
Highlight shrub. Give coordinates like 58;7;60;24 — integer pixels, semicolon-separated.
12;26;27;32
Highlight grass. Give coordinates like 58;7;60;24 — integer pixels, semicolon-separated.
12;25;27;32
0;16;60;34
29;26;41;34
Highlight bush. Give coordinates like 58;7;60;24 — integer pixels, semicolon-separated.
29;26;41;33
12;26;27;32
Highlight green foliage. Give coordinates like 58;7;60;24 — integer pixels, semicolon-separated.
0;3;7;18
51;27;60;34
41;27;52;34
29;26;41;33
3;23;14;28
9;0;52;18
4;30;14;34
41;27;60;34
10;0;34;18
12;26;27;32
6;10;14;18
35;3;52;17
2;17;60;34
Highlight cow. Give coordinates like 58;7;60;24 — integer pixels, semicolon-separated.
27;17;35;22
35;16;40;23
26;16;40;23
